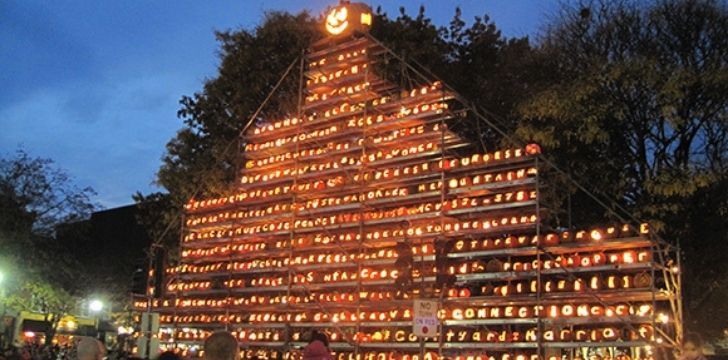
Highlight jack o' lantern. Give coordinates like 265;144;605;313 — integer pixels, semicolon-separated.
444;288;456;298
592;252;607;266
504;236;519;248
324;3;372;36
525;143;541;155
543;233;559;246
561;230;574;243
622;250;637;264
634;272;652;288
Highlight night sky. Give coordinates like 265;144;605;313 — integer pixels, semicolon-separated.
1;1;562;209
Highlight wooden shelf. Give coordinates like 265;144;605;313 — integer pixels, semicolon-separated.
446;290;672;306
448;237;652;259
455;262;653;282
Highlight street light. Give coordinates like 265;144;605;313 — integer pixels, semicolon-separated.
88;299;103;340
89;299;103;313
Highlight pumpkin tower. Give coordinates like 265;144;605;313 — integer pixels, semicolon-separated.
138;3;682;360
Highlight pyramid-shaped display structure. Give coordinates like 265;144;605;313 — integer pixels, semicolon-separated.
140;20;680;360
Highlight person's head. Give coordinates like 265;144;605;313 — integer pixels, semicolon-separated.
682;333;705;360
76;337;105;360
157;351;181;360
309;331;329;348
203;332;239;360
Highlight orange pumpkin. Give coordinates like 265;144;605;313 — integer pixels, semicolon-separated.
525;143;541;155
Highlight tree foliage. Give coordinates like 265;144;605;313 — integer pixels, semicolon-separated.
0;150;95;238
5;281;75;342
160;12;322;206
0;149;97;339
515;0;728;338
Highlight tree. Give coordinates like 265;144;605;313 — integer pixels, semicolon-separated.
368;6;551;147
0;150;95;238
142;12;323;272
0;149;97;339
161;12;322;206
5;281;75;342
132;192;179;296
515;0;728;339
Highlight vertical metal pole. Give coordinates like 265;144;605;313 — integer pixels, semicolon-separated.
535;156;542;360
0;287;6;348
145;245;155;360
287;53;306;354
354;52;370;360
675;244;683;348
567;172;572;230
436;86;447;360
224;208;236;334
650;238;657;354
174;212;185;348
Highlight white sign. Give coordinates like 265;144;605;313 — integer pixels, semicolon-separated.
413;299;438;337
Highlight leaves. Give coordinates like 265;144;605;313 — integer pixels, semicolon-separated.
6;281;74;316
0;148;101;338
0;149;96;238
517;0;728;339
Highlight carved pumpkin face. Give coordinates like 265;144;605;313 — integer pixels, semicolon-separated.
324;3;372;36
326;7;349;35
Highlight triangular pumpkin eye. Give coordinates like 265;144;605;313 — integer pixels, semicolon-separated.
336;7;348;21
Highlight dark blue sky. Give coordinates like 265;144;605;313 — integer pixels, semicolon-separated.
0;1;562;208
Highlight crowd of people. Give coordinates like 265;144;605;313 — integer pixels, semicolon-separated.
0;330;334;360
0;331;708;360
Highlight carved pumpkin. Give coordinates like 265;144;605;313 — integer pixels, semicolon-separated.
543;233;559;246
486;259;503;272
525;143;541;155
623;250;637;264
592;252;607;266
634;272;652;288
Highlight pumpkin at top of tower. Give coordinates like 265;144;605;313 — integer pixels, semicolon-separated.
324;1;372;37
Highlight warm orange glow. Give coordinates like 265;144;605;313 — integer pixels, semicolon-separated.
152;26;679;359
326;6;349;35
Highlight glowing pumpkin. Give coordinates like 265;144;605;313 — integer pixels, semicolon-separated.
525;143;541;155
324;3;372;36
